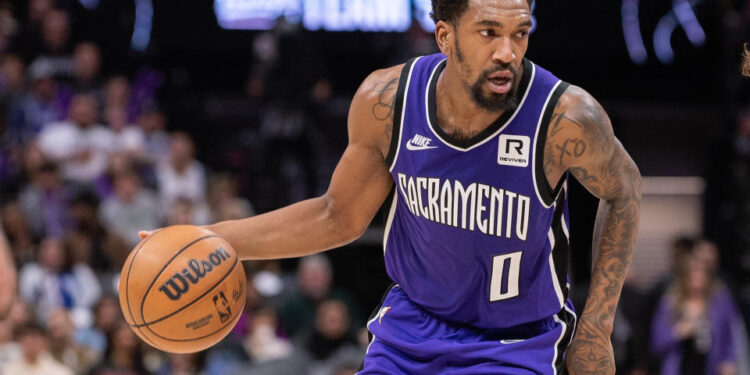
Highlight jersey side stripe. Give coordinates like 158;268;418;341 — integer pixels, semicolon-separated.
547;227;565;308
383;191;398;254
387;57;420;172
532;81;570;208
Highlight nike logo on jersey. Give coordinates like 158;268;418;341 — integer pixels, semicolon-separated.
406;134;438;151
500;339;527;344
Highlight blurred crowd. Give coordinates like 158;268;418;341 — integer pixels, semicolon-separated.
0;1;748;375
0;1;370;374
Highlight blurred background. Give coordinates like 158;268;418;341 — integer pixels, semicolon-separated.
0;0;748;374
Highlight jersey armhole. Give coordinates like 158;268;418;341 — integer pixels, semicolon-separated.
534;81;570;207
385;57;418;169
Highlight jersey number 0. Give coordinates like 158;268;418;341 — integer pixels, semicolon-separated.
490;251;523;301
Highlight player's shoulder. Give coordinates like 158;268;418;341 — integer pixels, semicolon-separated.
551;84;612;139
347;62;409;155
348;61;408;130
353;63;406;107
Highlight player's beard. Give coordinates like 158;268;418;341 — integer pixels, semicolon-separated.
455;38;520;113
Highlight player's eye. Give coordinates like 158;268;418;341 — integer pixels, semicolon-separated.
515;30;529;39
479;29;496;37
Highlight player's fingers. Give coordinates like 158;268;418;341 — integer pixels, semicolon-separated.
138;230;154;239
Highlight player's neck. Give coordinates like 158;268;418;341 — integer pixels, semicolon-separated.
435;65;510;137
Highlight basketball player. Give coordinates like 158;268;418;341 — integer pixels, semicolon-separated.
142;0;641;372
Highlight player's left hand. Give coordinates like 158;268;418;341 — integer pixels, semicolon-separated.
565;321;615;375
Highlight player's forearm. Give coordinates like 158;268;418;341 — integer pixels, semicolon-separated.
206;194;364;260
582;194;640;328
567;183;641;374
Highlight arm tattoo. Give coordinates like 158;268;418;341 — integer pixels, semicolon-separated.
549;88;641;375
371;78;398;122
549;101;584;137
370;78;399;142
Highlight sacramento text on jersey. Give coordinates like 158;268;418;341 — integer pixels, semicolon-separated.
397;173;531;241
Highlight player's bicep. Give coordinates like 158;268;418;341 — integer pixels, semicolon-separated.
550;86;640;201
326;143;393;225
322;66;403;232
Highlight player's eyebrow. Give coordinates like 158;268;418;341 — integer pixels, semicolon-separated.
475;19;533;28
476;20;502;27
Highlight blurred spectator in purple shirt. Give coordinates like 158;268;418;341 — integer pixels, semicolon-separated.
651;251;741;375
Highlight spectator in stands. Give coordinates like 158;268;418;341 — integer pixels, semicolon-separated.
68;191;115;272
70;42;102;96
99;169;160;248
298;299;359;362
89;320;150;375
651;251;741;375
7;59;66;144
6;299;31;330
156;131;210;224
166;196;195;225
0;318;20;368
1;200;35;265
279;255;362;337
19;236;101;327
37;93;112;187
18;160;68;239
104;76;129;111
0;2;19;53
104;104;145;160
75;295;120;357
0;54;25;99
136;105;169;168
243;307;292;363
1;322;73;375
157;352;205;375
45;308;98;373
208;173;255;222
29;9;73;77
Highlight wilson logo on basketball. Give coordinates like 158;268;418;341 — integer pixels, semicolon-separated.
158;247;232;301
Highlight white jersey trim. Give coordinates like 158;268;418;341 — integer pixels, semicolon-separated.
532;80;563;208
547;227;565;308
551;313;568;375
424;59;536;152
383;192;398;254
388;56;421;172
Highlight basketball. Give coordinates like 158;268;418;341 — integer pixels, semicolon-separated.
118;225;246;353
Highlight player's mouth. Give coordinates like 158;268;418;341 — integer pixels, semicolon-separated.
487;71;514;94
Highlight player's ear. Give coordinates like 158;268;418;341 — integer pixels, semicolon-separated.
435;20;453;56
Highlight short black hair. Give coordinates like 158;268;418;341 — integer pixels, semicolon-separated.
431;0;534;25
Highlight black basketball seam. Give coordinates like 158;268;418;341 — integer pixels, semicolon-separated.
125;228;163;348
137;234;219;326
132;255;239;327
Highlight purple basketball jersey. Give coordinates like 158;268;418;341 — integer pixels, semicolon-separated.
383;53;571;329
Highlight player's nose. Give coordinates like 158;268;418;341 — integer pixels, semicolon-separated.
492;37;515;65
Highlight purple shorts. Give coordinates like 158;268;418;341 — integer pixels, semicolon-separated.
358;285;576;375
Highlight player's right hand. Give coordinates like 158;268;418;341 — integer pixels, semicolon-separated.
138;230;155;240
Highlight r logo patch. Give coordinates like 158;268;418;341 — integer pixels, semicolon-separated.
498;135;531;167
